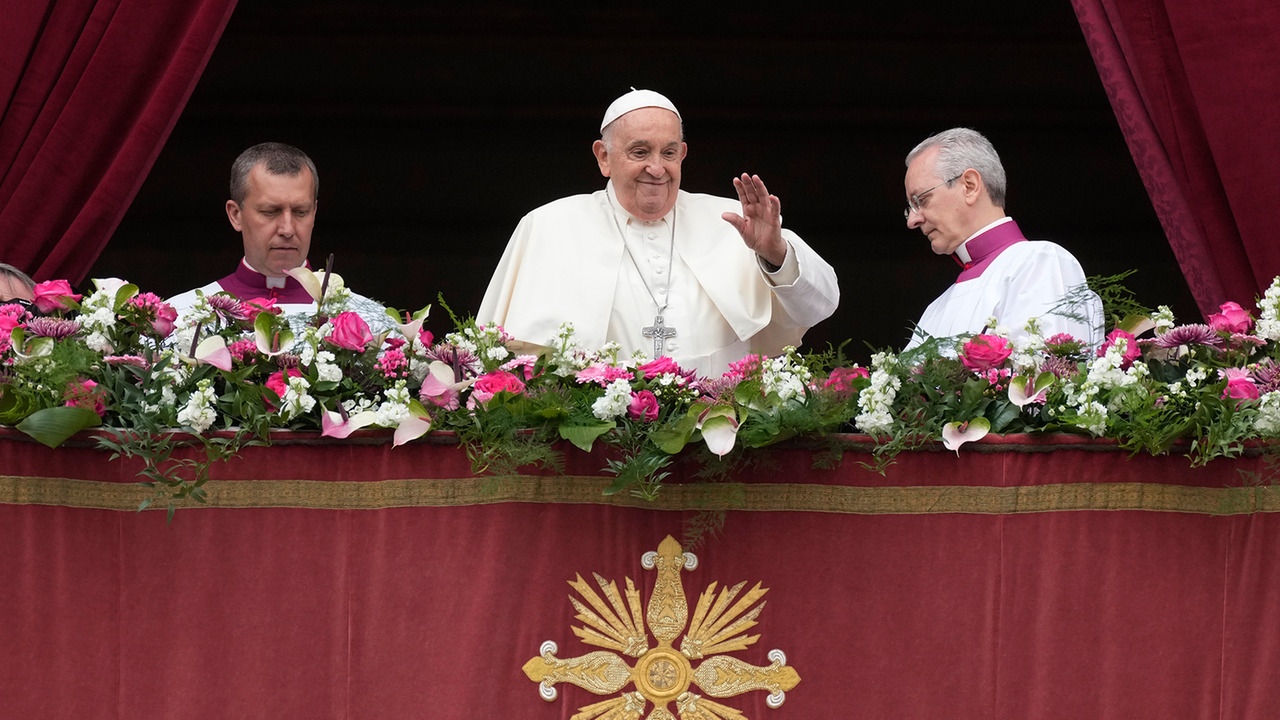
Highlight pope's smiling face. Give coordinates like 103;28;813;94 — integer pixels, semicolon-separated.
593;107;687;221
226;163;316;277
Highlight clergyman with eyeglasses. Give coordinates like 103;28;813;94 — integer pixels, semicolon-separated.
901;127;1103;351
0;263;36;312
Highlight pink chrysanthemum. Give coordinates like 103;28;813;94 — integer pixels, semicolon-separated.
1039;354;1081;379
1153;324;1221;348
207;293;250;320
425;344;482;377
104;355;151;369
25;317;80;339
1251;359;1280;394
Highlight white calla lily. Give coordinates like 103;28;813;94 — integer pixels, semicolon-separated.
941;418;991;455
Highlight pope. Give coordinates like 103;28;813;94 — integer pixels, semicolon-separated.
477;88;840;376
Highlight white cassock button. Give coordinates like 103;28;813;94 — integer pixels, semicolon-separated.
655;267;664;275
666;341;679;352
657;288;667;295
647;232;657;240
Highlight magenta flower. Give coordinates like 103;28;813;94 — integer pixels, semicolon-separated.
628;390;660;422
822;366;869;396
638;356;681;379
470;370;526;406
264;368;303;409
1153;324;1221;349
499;354;540;381
31;279;81;314
240;297;281;322
128;292;177;338
1098;329;1141;369
325;311;374;351
575;363;633;387
378;347;410;379
1043;333;1084;357
1220;368;1260;405
63;378;106;417
25;317;80;339
206;293;249;321
104;355;151;369
1207;301;1253;334
960;334;1012;373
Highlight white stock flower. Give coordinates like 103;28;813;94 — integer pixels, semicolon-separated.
1254;392;1280;436
855;352;901;434
591;378;633;420
1257;279;1280;341
177;379;218;433
280;375;316;420
314;350;342;383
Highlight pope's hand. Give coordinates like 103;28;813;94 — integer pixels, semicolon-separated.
722;173;788;268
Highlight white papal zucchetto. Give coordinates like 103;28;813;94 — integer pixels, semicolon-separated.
599;88;682;132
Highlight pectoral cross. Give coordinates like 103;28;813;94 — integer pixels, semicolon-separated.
642;314;677;357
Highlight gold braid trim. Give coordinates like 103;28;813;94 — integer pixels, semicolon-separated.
2;474;1279;515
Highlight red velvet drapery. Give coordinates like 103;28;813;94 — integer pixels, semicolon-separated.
1071;0;1280;317
3;433;1279;718
0;0;235;283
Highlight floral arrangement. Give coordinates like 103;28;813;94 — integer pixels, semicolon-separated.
4;270;1280;512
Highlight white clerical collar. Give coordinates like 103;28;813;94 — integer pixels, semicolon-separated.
605;181;673;226
953;216;1013;264
241;257;288;289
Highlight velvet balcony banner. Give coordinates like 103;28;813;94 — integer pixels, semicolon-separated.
2;431;1279;719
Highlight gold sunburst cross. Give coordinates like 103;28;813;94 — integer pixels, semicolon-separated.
523;535;801;719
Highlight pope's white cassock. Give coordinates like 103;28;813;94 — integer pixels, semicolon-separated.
905;217;1104;350
478;182;839;376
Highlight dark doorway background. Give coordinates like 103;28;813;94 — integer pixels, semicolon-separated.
91;2;1196;363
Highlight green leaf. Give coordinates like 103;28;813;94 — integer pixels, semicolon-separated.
649;413;699;454
987;398;1021;433
16;406;103;448
558;422;614;452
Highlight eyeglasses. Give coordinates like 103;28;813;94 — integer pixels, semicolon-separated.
1;298;36;314
904;174;962;219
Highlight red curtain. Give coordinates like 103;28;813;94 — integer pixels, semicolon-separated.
0;0;236;283
1071;0;1280;318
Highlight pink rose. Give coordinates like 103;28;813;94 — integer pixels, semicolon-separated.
265;368;303;405
1207;301;1253;334
960;334;1013;373
151;302;177;337
628;390;660;422
31;279;82;314
1221;368;1260;405
325;311;374;351
1098;329;1142;369
63;378;106;417
822;366;870;398
637;356;681;379
470;370;526;405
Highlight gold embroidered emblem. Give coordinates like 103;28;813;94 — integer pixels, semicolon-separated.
523;535;800;719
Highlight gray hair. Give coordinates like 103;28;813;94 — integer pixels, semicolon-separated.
906;128;1007;208
0;262;35;291
229;142;319;205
